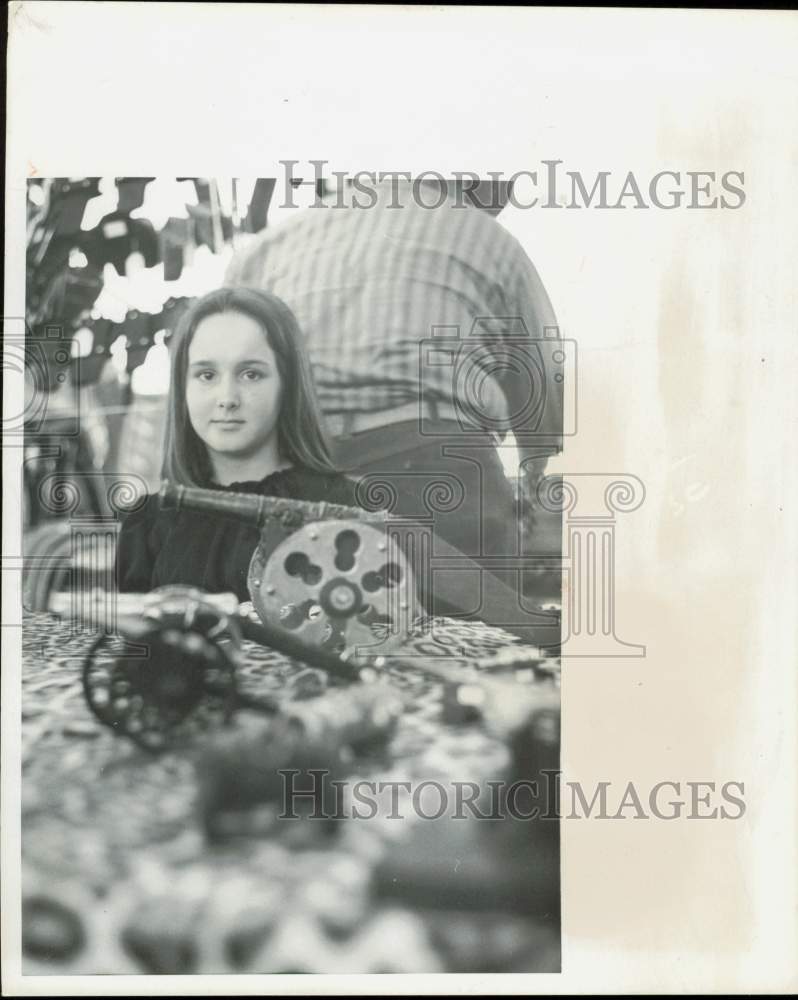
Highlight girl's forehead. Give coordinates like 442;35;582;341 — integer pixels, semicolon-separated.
188;311;275;363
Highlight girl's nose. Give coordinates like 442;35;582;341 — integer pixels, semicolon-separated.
216;376;240;410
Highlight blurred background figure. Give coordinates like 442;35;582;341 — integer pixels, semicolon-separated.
226;177;564;565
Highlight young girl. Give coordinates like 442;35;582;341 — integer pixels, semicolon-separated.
116;287;359;599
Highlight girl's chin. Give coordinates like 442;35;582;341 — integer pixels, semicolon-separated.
204;438;249;453
207;446;252;457
205;439;271;460
205;433;252;453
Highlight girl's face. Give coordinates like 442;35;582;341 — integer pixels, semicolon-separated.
185;310;283;464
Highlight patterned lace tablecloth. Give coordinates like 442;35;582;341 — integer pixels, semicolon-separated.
20;610;560;975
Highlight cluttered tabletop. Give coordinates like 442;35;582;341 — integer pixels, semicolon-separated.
20;601;561;975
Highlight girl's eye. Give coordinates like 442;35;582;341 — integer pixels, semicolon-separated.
194;370;216;382
241;369;265;381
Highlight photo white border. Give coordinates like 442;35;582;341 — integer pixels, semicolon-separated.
4;3;798;995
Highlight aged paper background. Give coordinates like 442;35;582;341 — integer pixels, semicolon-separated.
4;3;797;994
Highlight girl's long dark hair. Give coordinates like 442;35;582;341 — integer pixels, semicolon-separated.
161;287;338;486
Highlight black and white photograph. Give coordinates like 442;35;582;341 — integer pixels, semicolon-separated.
16;172;564;975
3;3;797;995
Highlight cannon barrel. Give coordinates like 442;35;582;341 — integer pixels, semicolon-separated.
159;480;386;528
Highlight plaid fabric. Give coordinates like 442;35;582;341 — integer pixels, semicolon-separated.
225;181;559;433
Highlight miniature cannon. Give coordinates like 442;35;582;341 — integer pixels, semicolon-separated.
159;481;561;651
78;579;556;754
23;481;559;648
81;586;264;752
79;584;392;752
159;482;423;655
61;480;561;752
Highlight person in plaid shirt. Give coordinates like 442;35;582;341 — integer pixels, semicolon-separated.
226;177;563;562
